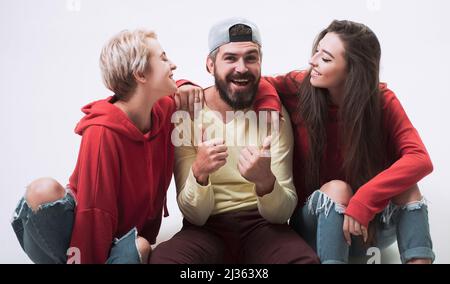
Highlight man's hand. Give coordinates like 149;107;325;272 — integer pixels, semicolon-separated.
343;214;368;246
173;84;204;118
238;136;275;196
192;138;228;185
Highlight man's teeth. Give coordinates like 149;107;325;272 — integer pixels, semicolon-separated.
230;77;251;86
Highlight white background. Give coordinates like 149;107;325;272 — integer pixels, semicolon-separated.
1;0;449;263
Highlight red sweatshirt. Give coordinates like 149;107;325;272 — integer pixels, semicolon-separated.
265;71;433;227
68;96;175;263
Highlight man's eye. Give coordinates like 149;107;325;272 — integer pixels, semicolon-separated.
225;57;236;61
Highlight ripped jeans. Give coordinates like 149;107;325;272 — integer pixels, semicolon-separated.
290;190;435;264
11;190;142;264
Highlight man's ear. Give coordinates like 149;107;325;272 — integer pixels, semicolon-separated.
133;70;147;84
206;57;214;74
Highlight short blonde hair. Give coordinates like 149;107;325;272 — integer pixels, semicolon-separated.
100;29;157;99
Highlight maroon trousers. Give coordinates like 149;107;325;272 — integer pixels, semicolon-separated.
150;209;319;264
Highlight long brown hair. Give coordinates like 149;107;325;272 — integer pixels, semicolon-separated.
298;20;387;193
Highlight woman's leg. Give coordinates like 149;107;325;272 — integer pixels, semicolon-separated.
14;178;154;264
390;184;434;264
106;228;151;264
291;180;353;264
11;178;75;263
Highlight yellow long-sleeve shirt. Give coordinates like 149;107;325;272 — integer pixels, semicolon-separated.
173;105;297;226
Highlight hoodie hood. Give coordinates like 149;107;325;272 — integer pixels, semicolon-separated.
75;96;164;142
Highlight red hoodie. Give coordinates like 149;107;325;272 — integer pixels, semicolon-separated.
265;71;433;227
68;96;175;264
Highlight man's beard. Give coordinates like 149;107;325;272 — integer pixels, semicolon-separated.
214;71;260;110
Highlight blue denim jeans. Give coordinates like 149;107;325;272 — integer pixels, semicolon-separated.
11;191;142;264
290;190;435;264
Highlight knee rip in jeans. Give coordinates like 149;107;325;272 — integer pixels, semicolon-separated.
13;187;75;219
11;190;75;234
381;197;428;226
11;196;67;223
306;190;347;218
113;227;143;263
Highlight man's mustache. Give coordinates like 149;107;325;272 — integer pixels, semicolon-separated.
227;73;256;82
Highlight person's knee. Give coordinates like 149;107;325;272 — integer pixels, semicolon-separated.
136;236;151;264
319;180;353;206
25;177;65;211
392;184;422;206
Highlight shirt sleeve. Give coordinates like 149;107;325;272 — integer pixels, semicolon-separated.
264;70;307;97
253;78;281;112
345;90;434;227
68;126;120;264
264;71;307;118
256;106;298;223
172;116;215;226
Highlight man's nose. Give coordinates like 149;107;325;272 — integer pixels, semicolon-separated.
235;58;248;73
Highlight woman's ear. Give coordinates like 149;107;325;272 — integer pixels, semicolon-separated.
133;70;147;84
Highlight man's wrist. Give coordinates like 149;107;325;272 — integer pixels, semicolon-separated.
255;174;276;197
192;163;209;186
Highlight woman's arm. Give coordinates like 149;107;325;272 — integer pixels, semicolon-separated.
345;89;433;227
263;70;308;116
69;126;120;263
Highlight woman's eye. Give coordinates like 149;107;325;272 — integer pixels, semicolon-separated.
322;58;331;63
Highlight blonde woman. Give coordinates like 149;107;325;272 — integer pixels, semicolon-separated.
12;29;177;263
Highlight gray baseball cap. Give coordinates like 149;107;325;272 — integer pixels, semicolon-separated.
208;17;262;54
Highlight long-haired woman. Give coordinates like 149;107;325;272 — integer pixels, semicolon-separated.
265;20;434;264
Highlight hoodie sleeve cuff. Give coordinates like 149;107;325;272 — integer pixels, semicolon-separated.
176;79;201;88
345;199;374;228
